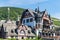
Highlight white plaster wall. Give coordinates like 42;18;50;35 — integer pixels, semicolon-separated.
22;17;36;28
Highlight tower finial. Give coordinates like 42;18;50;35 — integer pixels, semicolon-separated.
37;6;40;13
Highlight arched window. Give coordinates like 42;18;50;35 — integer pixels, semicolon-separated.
20;30;25;34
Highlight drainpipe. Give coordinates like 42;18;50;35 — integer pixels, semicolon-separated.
36;29;39;36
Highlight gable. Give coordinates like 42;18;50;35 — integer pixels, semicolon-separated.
22;9;34;18
42;11;51;20
20;9;35;23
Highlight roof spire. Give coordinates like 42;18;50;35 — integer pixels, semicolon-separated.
8;7;10;20
45;9;46;11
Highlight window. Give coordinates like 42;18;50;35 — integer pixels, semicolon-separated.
43;19;49;25
30;18;33;22
26;19;29;23
22;37;24;39
23;20;25;23
36;18;41;23
11;30;14;33
28;30;31;34
38;24;40;27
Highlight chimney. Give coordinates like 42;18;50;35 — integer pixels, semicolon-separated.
35;8;37;12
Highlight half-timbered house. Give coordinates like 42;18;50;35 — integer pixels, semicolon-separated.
21;7;53;36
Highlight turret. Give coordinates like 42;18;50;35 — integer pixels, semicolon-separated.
35;6;40;13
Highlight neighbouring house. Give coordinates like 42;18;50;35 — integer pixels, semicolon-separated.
0;20;6;38
0;18;35;39
0;19;17;38
17;24;35;39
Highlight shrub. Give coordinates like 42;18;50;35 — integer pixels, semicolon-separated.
0;38;3;40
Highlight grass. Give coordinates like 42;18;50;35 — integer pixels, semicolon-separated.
0;37;43;40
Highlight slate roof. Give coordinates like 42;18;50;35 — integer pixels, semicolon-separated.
21;8;51;23
22;8;46;18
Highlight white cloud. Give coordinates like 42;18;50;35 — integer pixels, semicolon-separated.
0;0;48;7
9;0;48;4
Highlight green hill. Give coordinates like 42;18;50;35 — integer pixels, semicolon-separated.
0;7;24;20
0;7;60;26
51;17;60;26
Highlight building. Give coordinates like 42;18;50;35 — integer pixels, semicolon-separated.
0;17;35;40
17;24;35;39
0;19;17;38
0;7;36;39
1;7;59;40
20;7;53;36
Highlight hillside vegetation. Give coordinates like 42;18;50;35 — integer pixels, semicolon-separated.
0;7;24;20
0;7;60;26
51;17;60;26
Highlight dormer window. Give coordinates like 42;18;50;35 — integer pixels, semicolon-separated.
20;30;25;34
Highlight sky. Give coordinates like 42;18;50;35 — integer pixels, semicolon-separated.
0;0;60;19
